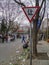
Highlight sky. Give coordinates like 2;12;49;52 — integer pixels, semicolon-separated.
0;0;49;26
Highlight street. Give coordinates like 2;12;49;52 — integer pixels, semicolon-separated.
0;39;49;65
0;39;23;65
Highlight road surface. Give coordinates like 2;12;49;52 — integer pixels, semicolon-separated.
0;39;49;65
0;39;23;65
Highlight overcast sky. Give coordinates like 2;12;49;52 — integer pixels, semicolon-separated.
0;0;49;17
0;0;49;26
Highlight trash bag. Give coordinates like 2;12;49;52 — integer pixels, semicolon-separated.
23;43;28;49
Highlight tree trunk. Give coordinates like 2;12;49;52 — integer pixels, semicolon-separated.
33;20;38;56
32;0;39;56
14;0;46;57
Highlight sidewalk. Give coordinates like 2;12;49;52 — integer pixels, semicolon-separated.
9;40;49;65
26;60;49;65
26;41;49;65
38;40;49;57
37;41;48;53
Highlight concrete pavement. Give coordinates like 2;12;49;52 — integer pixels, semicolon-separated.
0;39;23;65
0;40;49;65
38;41;49;56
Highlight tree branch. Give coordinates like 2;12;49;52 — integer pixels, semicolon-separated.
37;0;46;32
14;0;26;7
39;0;45;11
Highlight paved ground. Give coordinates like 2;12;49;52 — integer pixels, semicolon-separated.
0;38;23;65
0;40;49;65
38;41;49;56
26;60;49;65
26;41;49;65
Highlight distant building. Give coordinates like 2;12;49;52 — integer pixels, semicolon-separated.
17;25;29;34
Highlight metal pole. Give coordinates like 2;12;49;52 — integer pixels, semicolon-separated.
30;22;32;65
47;13;48;40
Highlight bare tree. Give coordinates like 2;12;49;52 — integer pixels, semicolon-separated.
14;0;46;56
0;0;20;34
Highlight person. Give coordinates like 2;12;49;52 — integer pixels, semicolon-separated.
22;35;29;49
23;40;29;49
22;35;26;43
2;32;4;43
8;35;10;42
2;35;4;43
5;34;8;42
